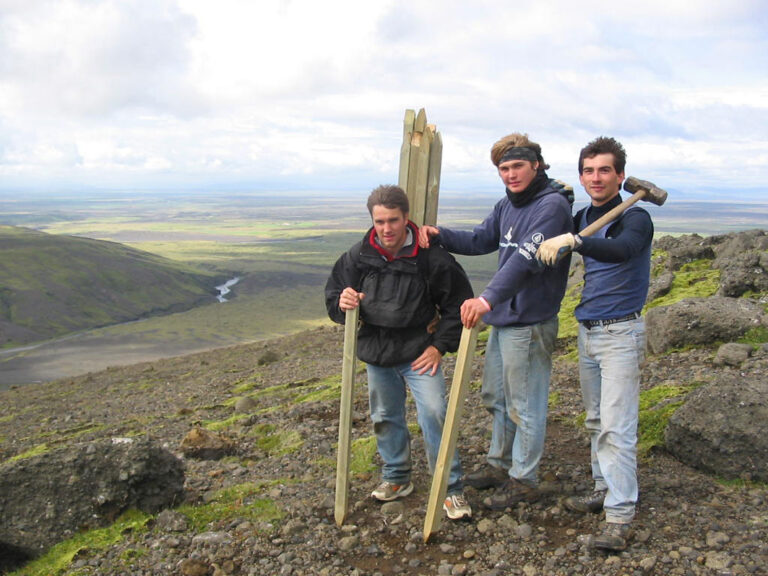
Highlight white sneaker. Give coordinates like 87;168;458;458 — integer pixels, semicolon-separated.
443;493;472;520
371;481;414;502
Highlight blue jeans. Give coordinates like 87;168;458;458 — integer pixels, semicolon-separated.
366;362;464;495
578;317;646;524
482;317;558;485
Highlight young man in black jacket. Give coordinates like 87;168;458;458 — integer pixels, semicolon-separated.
325;185;474;520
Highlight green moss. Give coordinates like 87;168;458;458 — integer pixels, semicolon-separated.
118;547;147;562
650;249;668;278
202;413;248;431
637;382;705;458
7;443;49;463
0;413;14;424
561;346;579;363
294;376;342;403
557;284;582;340
738;325;768;349
350;435;379;477
741;290;768;310
8;510;150;576
35;423;106;443
249;382;292;399
715;477;768;490
177;482;283;532
637;401;684;458
249;423;304;456
255;405;281;415
548;390;561;409
646;259;720;310
233;377;260;394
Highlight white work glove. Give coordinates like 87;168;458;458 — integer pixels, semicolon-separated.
537;233;578;266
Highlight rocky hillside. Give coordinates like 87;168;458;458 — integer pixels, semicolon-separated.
0;225;222;347
0;230;766;576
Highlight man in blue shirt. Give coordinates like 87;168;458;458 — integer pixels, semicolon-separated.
420;133;573;510
538;136;653;551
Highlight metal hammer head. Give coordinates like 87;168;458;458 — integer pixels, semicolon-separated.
623;176;668;206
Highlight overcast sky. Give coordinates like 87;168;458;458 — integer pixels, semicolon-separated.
1;0;766;201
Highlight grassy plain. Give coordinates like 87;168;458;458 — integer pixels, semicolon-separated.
1;189;765;386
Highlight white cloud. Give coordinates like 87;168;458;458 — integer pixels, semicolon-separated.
0;0;766;194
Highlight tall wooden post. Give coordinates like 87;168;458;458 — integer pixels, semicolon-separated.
334;307;359;526
423;325;478;541
398;108;442;227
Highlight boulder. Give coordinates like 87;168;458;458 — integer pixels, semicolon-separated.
709;229;768;267
646;271;674;303
714;251;768;297
654;234;715;271
713;343;753;366
665;376;768;482
645;297;766;354
180;427;235;460
234;396;258;414
0;438;184;557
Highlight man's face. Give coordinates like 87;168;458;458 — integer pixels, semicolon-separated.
579;153;625;206
497;159;539;193
371;205;409;255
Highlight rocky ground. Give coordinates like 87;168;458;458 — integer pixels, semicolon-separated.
1;321;766;576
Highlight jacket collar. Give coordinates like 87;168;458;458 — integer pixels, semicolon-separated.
366;221;420;262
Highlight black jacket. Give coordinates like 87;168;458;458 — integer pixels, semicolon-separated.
325;223;474;366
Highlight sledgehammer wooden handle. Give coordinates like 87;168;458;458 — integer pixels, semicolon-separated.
334;306;359;526
423;324;479;542
579;176;668;238
578;189;647;238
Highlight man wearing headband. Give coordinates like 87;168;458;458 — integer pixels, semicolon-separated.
419;133;573;510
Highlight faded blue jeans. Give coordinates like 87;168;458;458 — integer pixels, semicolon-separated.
482;317;558;485
578;317;646;524
366;362;464;495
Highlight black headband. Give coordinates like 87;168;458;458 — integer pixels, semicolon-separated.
499;147;538;165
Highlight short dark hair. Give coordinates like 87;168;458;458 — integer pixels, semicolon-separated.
366;185;409;216
490;133;549;170
579;136;627;174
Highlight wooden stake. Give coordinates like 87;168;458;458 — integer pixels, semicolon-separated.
334;306;359;526
424;128;442;227
423;325;479;542
406;108;431;227
398;109;415;193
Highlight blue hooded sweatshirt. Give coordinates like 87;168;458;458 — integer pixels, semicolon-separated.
435;183;573;327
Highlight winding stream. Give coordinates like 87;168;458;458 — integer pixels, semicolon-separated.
216;277;240;302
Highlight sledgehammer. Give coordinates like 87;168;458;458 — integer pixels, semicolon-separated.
578;176;668;238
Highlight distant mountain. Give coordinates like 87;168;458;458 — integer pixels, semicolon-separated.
0;225;222;347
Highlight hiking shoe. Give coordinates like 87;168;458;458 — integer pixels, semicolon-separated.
482;478;540;510
590;522;633;552
463;463;508;490
564;489;607;514
371;481;414;502
443;494;472;520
